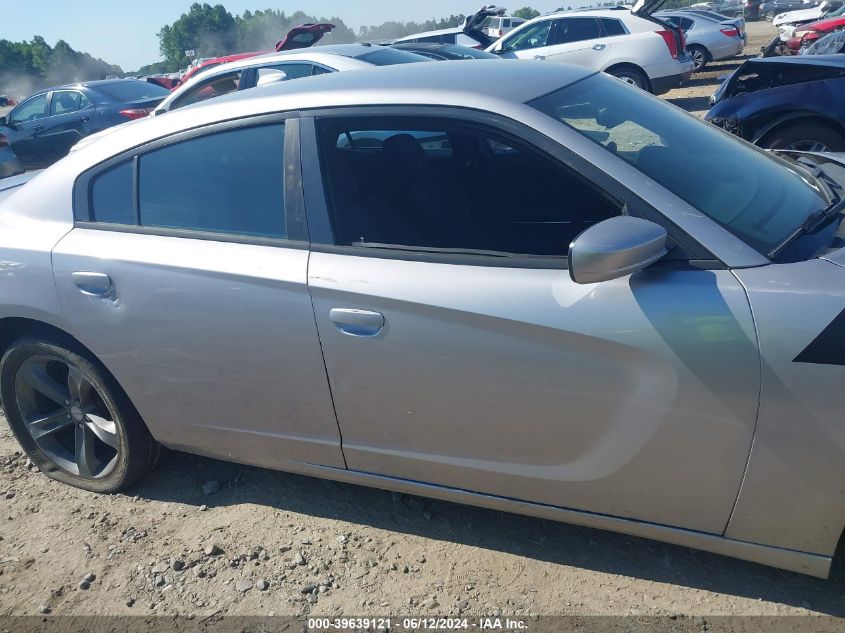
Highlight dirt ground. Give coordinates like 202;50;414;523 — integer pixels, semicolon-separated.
2;21;844;622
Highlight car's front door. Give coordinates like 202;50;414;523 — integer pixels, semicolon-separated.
43;90;95;162
3;93;49;167
301;112;760;534
51;117;345;470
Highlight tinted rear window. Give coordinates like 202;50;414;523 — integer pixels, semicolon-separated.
355;48;429;65
90;161;134;224
138;124;286;238
95;81;170;102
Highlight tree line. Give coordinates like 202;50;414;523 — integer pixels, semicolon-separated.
0;36;122;96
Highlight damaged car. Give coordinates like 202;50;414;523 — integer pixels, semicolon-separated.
393;5;507;48
707;55;845;151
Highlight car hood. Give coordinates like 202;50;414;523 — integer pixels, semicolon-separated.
798;15;845;31
275;23;335;51
773;6;822;25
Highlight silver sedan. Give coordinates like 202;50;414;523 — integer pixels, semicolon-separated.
657;11;745;69
0;61;842;579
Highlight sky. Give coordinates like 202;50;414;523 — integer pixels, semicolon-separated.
3;0;576;71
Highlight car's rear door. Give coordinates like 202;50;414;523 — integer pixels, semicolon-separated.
300;108;760;535
51;115;345;470
543;17;612;68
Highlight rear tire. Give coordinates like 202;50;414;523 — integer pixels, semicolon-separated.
0;334;158;493
759;121;845;152
764;10;776;20
609;67;649;91
687;45;710;71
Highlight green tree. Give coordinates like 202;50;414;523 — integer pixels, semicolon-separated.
513;7;541;19
158;3;237;69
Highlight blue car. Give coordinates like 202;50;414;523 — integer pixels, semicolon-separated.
706;55;845;151
0;79;170;170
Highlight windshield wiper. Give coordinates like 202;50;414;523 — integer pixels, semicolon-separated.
768;195;845;260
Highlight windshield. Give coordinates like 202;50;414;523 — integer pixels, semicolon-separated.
96;80;170;102
353;48;429;65
530;74;827;256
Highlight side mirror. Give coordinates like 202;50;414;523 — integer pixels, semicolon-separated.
569;216;668;284
0;116;7;127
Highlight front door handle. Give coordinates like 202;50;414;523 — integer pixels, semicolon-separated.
78;116;90;123
329;308;385;337
32;125;45;134
592;44;606;50
71;272;113;296
533;54;546;60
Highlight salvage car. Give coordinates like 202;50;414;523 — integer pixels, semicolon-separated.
0;61;843;579
486;2;694;92
656;11;744;70
785;12;845;51
772;0;843;26
0;79;170;170
760;0;820;20
151;45;427;117
707;55;845;150
394;5;506;48
802;26;845;51
176;23;337;88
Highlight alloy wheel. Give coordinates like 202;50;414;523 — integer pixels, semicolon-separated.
14;355;120;478
783;140;831;152
690;48;707;71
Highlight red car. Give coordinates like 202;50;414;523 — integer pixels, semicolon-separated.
786;15;845;51
175;23;335;88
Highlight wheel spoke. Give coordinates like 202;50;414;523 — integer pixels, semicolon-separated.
20;362;69;406
74;424;98;478
84;412;119;450
67;365;88;406
28;411;73;440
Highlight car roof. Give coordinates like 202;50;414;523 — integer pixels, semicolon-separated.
42;78;147;93
396;27;464;40
216;58;591;108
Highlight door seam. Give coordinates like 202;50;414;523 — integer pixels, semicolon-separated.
306;249;348;469
721;269;764;536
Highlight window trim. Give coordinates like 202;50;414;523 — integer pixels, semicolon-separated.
168;70;244;112
73;111;308;245
299;106;715;269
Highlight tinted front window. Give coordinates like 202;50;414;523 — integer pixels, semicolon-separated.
10;94;47;124
530;73;827;256
552;18;602;44
138;124;286;238
172;71;242;109
318;118;619;256
503;21;553;50
355;48;429;65
90;161;134;224
95;81;170;102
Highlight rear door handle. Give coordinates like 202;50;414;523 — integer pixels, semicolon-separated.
329;308;384;337
78;116;90;123
71;272;113;296
592;44;606;50
32;125;45;134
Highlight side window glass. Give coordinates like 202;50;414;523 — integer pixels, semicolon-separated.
681;18;695;30
503;21;553;51
312;65;331;76
600;18;627;36
50;91;83;115
173;71;242;110
79;93;92;109
256;64;315;87
138;123;286;238
552;18;602;45
318;119;620;256
10;94;47;124
90;161;135;224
